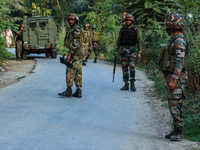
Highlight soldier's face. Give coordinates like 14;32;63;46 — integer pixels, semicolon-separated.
126;20;132;26
85;26;89;30
68;19;75;26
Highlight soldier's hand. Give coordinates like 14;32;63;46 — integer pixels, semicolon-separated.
66;52;72;63
137;52;141;60
169;81;176;91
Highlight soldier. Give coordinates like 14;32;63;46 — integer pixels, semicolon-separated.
86;24;100;63
14;25;24;61
82;23;91;66
115;14;142;91
58;13;84;98
160;14;187;141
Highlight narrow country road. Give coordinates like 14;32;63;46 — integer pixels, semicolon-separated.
0;53;199;150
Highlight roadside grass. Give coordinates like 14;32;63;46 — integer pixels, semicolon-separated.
183;94;200;142
184;115;200;141
136;63;167;101
0;41;14;67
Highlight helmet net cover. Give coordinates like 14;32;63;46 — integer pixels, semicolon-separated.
92;24;97;29
67;13;79;23
84;23;90;27
166;14;183;30
125;14;134;22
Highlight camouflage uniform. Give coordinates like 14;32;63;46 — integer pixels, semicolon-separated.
15;31;23;60
165;34;187;129
116;25;142;84
82;29;91;63
87;26;100;63
161;14;187;141
64;25;84;90
16;40;23;59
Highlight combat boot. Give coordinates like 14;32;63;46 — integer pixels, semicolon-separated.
165;129;177;139
72;89;82;98
58;87;72;97
86;55;90;62
82;60;86;66
120;82;129;90
130;81;136;92
170;128;183;141
93;58;97;63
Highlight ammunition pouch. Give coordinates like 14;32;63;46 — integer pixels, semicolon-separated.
74;47;84;56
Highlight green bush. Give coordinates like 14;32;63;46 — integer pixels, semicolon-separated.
0;41;14;64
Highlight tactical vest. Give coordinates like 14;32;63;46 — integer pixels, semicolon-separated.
91;31;100;42
120;26;137;46
82;30;90;43
159;34;187;73
64;26;84;56
16;31;23;41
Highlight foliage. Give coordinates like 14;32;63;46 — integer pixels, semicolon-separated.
0;0;14;31
0;0;19;65
0;41;14;64
57;20;67;56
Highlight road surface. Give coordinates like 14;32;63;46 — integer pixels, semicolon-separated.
0;52;199;150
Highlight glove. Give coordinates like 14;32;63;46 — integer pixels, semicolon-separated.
169;81;176;91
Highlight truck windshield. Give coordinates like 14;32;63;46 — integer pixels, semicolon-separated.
29;22;36;31
39;22;46;30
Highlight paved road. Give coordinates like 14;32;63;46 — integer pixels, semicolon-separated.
0;53;198;150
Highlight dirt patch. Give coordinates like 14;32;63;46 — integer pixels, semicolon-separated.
0;59;36;88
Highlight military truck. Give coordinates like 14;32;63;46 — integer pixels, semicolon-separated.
22;15;57;59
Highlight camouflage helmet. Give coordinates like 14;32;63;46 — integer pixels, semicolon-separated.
84;23;90;27
67;13;79;23
91;24;97;29
125;14;134;22
166;14;183;30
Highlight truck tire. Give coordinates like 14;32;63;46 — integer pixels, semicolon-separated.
45;52;51;58
51;50;57;58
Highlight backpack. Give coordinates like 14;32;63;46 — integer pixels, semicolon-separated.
158;35;188;72
82;29;90;43
92;31;100;42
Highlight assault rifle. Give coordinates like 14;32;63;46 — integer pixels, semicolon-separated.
59;54;76;70
112;55;117;82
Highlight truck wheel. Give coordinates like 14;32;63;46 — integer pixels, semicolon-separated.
51;50;57;58
21;52;27;60
45;52;51;58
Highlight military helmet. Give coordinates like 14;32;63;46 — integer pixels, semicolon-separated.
84;23;90;27
125;14;134;22
67;13;79;23
91;24;97;29
166;14;183;30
